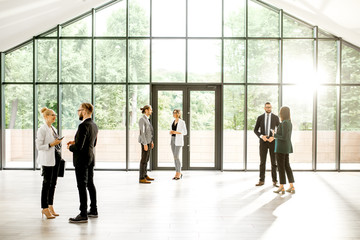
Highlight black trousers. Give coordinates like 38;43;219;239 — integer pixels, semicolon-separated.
41;152;61;209
75;163;97;217
139;144;151;179
276;153;295;184
259;140;277;182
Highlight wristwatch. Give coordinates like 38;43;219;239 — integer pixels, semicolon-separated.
48;143;51;148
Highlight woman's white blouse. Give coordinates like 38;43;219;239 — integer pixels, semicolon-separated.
171;119;187;147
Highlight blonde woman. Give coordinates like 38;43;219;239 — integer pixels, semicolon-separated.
170;109;187;180
36;107;63;219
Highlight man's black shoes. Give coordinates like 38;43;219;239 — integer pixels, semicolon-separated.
87;210;98;218
69;214;88;223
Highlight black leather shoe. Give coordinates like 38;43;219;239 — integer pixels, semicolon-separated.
273;182;279;188
87;210;98;218
69;214;88;223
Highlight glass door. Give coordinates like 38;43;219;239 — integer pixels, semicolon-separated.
152;85;221;170
188;90;216;168
156;90;183;168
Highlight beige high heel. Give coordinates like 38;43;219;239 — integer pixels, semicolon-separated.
49;205;59;216
42;208;55;219
286;187;295;194
273;187;285;194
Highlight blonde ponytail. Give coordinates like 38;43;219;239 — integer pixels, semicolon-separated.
40;107;54;119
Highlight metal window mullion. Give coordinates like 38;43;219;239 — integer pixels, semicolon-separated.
256;0;280;11
95;0;119;12
184;0;189;168
149;0;153;171
0;82;37;85
37;37;58;40
342;40;360;52
57;25;62;139
279;10;283;108
91;9;95;117
336;39;342;171
220;0;224;171
125;0;129;171
61;11;92;29
4;39;33;55
33;37;38;171
0;52;4;170
282;12;314;29
150;0;153;85
185;0;188;84
91;9;99;169
312;26;318;171
217;85;223;171
244;0;248;171
60;35;93;40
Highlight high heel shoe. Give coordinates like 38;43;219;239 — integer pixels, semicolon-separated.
273;188;285;194
42;208;55;219
286;187;295;194
172;174;183;180
49;205;59;216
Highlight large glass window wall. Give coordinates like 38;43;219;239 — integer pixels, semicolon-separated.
1;0;359;171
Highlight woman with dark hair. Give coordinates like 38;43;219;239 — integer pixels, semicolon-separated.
169;109;187;180
138;105;155;184
271;106;295;194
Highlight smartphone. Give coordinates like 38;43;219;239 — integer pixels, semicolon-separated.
57;136;64;140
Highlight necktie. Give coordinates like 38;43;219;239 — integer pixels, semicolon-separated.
265;114;270;136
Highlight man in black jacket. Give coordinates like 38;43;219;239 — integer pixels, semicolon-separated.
254;102;280;187
68;103;98;223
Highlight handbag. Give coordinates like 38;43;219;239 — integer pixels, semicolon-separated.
58;159;66;177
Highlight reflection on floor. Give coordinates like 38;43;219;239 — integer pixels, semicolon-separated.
0;170;359;240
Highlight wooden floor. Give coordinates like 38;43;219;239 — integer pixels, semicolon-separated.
0;170;360;240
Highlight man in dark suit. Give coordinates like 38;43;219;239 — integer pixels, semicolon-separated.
254;102;280;187
67;103;98;223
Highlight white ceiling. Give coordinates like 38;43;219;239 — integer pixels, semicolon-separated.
0;0;360;52
0;0;108;52
262;0;360;46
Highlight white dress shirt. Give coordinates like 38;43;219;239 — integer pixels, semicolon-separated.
260;112;272;138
